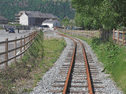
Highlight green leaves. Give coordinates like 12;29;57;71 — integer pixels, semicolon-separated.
72;0;126;29
61;17;71;28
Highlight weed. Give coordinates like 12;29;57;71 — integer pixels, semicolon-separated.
0;30;44;93
0;30;66;94
22;88;33;93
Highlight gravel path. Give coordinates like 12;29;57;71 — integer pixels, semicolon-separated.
30;31;123;94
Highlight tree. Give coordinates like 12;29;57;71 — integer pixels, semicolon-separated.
61;17;70;28
74;13;84;27
72;0;126;29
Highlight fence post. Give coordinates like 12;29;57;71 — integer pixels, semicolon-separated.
89;31;90;38
113;29;115;40
24;35;25;50
87;31;88;38
26;35;28;52
31;33;32;43
31;32;33;43
117;29;119;44
99;29;101;38
14;37;17;63
34;32;36;39
29;33;30;46
91;32;93;38
20;36;22;60
5;38;8;68
122;31;125;45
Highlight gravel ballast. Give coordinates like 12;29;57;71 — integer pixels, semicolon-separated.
30;32;74;94
30;31;123;94
78;38;123;94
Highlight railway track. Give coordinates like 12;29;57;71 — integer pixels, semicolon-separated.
50;33;105;94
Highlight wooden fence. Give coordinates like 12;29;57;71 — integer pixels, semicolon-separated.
58;28;126;45
57;28;100;38
0;31;39;68
113;29;126;45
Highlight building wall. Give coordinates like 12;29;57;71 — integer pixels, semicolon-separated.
55;21;61;27
28;17;35;26
42;23;53;28
35;18;47;26
0;20;9;24
20;13;28;25
42;21;61;28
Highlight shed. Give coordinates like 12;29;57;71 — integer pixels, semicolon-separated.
42;19;60;29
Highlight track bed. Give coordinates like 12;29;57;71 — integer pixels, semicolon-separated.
50;34;105;94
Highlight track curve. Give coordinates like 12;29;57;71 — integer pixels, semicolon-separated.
50;33;105;94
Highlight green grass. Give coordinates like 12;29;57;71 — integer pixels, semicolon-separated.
0;30;66;94
92;39;126;93
59;31;126;93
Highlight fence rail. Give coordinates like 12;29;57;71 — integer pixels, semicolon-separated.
57;28;100;38
113;29;126;45
0;31;39;68
58;28;126;45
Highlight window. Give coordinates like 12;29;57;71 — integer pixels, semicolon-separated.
4;21;7;23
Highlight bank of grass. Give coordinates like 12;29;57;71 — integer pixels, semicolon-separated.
0;31;66;94
59;31;126;93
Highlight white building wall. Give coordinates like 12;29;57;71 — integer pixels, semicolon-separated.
20;13;28;25
42;22;60;28
42;23;53;28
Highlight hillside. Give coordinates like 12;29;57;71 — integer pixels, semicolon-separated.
0;0;75;21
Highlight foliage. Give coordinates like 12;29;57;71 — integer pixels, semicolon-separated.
91;38;126;93
61;17;71;28
0;0;75;21
74;13;84;27
72;0;126;29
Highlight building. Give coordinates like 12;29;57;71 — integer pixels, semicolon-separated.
15;11;58;26
0;15;9;24
42;19;60;29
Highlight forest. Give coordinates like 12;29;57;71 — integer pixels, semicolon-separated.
0;0;75;21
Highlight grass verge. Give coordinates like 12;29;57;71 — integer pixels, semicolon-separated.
59;31;126;93
0;31;66;94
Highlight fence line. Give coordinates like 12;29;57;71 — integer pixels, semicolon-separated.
0;31;39;68
57;28;126;45
57;28;100;38
113;29;126;45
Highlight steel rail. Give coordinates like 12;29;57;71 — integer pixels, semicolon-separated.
58;33;77;94
58;32;93;94
75;38;93;94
